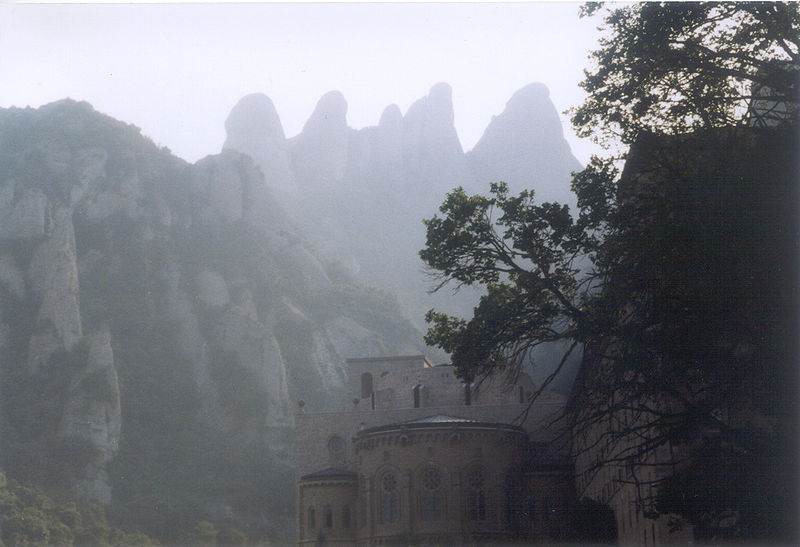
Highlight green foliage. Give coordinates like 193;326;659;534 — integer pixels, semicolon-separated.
420;182;587;381
420;4;798;541
0;472;154;546
217;526;248;545
184;521;219;546
572;2;799;147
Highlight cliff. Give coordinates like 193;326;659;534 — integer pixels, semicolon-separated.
0;99;423;542
223;82;583;325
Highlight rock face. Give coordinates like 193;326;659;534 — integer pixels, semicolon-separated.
401;82;472;195
223;82;583;326
290;90;350;192
0;187;48;239
222;93;295;195
0;99;423;540
27;207;82;372
58;326;122;504
467;83;582;204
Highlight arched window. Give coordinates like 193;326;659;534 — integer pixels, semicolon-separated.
379;471;400;523
342;505;351;529
361;373;373;398
464;383;472;406
466;468;486;521
324;504;333;528
308;506;316;529
419;467;444;521
413;384;422;408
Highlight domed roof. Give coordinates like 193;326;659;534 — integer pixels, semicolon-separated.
299;467;357;482
355;414;525;437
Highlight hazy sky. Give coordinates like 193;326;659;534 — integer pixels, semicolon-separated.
0;2;603;164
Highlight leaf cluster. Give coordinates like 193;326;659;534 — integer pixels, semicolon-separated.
572;2;800;147
421;182;592;381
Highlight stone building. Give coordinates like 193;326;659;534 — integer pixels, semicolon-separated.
566;125;798;545
295;355;574;545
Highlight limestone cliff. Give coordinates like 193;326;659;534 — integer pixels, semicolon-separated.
0;99;423;540
223;82;582;326
58;326;122;504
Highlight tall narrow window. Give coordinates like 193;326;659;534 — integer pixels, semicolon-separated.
518;385;525;403
361;373;373;398
308;506;316;529
504;473;522;528
342;505;351;529
324;504;333;528
380;472;400;523
464;383;472;406
419;467;444;521
466;468;486;520
413;384;422;408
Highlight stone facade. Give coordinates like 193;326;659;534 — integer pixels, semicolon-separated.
295;356;574;545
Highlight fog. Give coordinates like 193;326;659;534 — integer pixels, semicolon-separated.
0;2;601;164
0;2;606;542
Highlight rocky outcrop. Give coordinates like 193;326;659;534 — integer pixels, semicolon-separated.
0;186;48;239
290;90;350;191
223;93;295;194
0;100;427;541
58;326;122;504
0;254;25;300
219;296;291;427
467;82;582;204
222;82;582;329
27;207;82;372
191;149;289;234
401;82;472;195
195;269;230;308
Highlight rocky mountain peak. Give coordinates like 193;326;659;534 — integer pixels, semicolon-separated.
223;93;294;192
403;82;457;134
467;82;582;204
301;90;348;133
290;90;350;189
504;82;551;111
224;93;287;150
378;103;402;130
401;82;469;189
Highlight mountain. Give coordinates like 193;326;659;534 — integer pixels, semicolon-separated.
0;99;423;543
467;82;582;204
223;82;583;327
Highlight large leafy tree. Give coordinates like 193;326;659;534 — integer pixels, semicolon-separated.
420;2;798;541
573;1;799;147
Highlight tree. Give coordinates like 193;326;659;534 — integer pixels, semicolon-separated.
572;2;799;148
420;2;798;542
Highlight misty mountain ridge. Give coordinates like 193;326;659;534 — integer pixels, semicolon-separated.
0;98;423;541
0;81;582;542
223;82;582;326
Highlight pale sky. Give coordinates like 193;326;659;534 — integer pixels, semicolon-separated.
0;2;603;164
